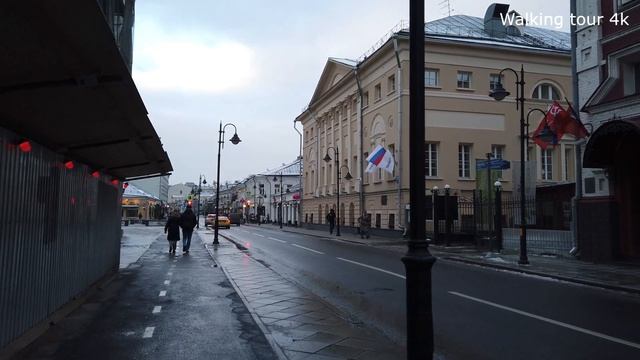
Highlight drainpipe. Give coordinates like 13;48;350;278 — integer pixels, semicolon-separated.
570;0;581;256
355;65;365;217
294;119;303;225
393;35;404;230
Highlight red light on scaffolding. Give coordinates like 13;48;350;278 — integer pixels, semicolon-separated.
18;140;32;153
64;161;74;170
111;179;119;186
91;171;100;179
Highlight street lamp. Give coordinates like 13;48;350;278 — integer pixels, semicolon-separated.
402;1;436;358
323;146;352;236
214;122;241;245
196;175;206;228
489;65;529;265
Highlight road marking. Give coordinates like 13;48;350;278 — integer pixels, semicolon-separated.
164;280;170;285
291;244;324;255
143;327;155;338
252;233;265;237
449;291;640;350
159;290;167;297
268;237;287;243
337;257;406;279
152;306;162;314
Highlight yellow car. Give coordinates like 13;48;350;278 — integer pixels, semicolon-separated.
217;216;231;229
206;214;231;229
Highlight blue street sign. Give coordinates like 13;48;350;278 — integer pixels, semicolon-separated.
476;159;511;170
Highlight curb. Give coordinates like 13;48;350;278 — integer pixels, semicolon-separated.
203;233;288;360
442;256;640;296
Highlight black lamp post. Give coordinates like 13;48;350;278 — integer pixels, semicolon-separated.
197;175;206;229
323;147;352;237
402;0;436;358
489;65;529;265
214;122;241;245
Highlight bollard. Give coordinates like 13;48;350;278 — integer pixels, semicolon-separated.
444;185;452;247
432;186;439;244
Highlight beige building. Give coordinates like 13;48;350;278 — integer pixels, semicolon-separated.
297;7;575;232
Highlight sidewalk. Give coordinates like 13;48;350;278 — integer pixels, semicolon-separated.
206;227;407;360
14;228;277;360
247;223;640;296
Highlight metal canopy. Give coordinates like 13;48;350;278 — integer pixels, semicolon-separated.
583;118;640;168
0;0;172;179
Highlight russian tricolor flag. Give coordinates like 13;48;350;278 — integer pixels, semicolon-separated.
366;145;395;174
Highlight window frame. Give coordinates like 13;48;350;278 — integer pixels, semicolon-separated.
425;69;440;87
425;142;438;177
457;71;472;89
532;83;561;100
542;149;553;180
458;144;472;178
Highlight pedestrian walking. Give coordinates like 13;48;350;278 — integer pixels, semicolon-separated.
359;213;371;239
326;209;336;235
180;205;197;253
165;210;181;254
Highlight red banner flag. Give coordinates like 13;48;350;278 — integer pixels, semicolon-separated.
563;102;589;139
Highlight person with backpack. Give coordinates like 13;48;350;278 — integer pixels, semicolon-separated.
180;205;197;253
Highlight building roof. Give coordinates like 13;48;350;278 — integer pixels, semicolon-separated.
329;57;358;68
421;15;570;52
260;158;302;176
123;183;160;200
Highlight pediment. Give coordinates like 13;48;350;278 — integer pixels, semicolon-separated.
309;58;356;105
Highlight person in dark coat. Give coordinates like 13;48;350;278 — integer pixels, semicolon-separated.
180;205;197;253
165;210;181;254
326;209;336;235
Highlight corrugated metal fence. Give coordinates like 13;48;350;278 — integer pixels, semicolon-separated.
0;127;122;349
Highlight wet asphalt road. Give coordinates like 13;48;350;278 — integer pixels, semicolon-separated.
16;230;276;360
225;225;640;360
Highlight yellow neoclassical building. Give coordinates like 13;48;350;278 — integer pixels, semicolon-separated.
297;8;575;232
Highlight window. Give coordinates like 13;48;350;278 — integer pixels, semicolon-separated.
622;62;640;96
489;74;503;91
259;184;265;195
425;143;438;177
491;145;504;160
381;195;387;206
542;149;553;180
425;69;439;87
374;83;381;101
618;0;639;9
457;71;472;89
363;92;369;107
532;83;561;100
459;144;471;178
388;213;395;230
375;214;381;228
388;75;396;93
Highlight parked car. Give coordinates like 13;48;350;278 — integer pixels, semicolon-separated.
228;213;241;226
205;214;216;227
216;215;231;229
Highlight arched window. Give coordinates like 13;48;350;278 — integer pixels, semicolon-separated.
532;83;561;100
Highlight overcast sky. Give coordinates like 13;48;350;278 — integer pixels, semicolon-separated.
132;0;569;185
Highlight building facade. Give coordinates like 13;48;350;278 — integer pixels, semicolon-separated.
578;0;640;260
297;5;574;233
129;175;170;202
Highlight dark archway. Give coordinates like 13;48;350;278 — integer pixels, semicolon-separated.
583;119;640;259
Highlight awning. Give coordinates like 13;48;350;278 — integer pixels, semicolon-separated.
0;0;172;179
583;118;640;168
